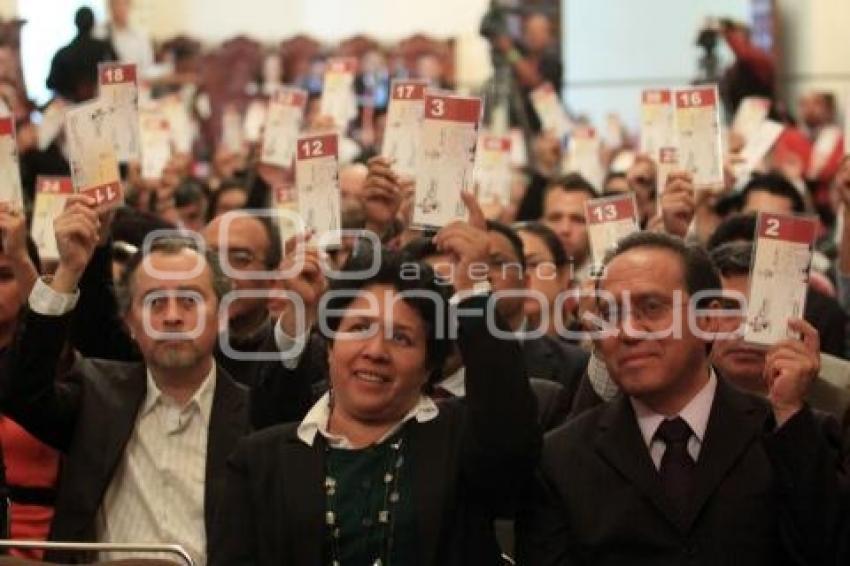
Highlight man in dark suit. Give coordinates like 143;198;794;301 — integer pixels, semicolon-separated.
3;195;250;564
517;231;845;565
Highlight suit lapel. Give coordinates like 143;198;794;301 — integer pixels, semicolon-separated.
281;428;326;564
204;366;249;532
680;378;764;530
100;364;148;489
593;395;685;530
409;414;452;565
522;338;555;381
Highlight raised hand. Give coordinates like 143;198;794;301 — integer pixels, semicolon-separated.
660;170;695;238
362;156;403;235
432;191;490;292
52;194;101;293
764;318;820;426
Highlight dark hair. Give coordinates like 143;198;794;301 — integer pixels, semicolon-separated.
174;178;209;208
207;180;248;220
111;207;176;249
740;173;805;213
321;249;452;385
709;241;753;278
115;236;231;315
604;231;721;307
514;221;568;268
486;220;526;269
545;173;597;200
706;213;757;250
74;7;95;35
602;171;628;194
400;237;439;263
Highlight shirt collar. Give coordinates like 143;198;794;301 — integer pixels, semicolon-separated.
142;364;217;424
436;366;466;398
631;368;718;449
297;392;439;450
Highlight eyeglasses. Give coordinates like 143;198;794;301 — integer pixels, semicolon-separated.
597;293;675;325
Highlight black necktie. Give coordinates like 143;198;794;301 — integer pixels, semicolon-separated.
654;417;696;513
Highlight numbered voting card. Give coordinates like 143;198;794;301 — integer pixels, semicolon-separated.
98;63;140;162
31;176;73;261
381;79;427;178
261;87;307;168
735;120;785;182
732;96;771;142
674;86;724;191
655;146;679;202
65;98;123;211
273;180;301;242
243;99;267;143
413;92;482;230
139;108;172;181
161;95;194;154
0;116;23;209
745;213;817;347
222;106;244;154
320;57;358;130
474;133;512;208
295;133;341;247
640;89;674;159
563;126;604;190
585;193;639;273
530;83;571;140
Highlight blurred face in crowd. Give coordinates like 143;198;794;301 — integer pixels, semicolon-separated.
110;0;132;27
328;284;431;424
0;254;23;335
626;157;657;225
177;199;208;233
603;174;630;195
524;13;553;53
798;92;833;131
741;189;795;215
486;230;528;329
543;188;590;267
710;273;766;394
124;250;219;371
202;213;273;322
339;163;368;208
532;133;561;174
596;247;716;410
416;54;443;85
213;187;248;219
518;230;570;332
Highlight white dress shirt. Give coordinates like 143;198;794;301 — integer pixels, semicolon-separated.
435;367;466;398
97;368;216;566
297;392;438;450
631;370;718;470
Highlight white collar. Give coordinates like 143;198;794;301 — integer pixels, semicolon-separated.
297;392;439;450
631;368;718;449
142;364;217;424
436;366;466;397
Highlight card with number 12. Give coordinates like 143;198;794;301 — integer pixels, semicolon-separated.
745;212;817;347
295;132;341;247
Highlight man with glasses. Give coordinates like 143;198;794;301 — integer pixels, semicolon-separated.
518;231;844;564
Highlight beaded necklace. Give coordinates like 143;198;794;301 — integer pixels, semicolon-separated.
324;433;406;566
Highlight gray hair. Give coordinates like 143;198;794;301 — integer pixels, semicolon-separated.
114;236;232;315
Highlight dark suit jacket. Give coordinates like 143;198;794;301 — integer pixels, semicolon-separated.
209;295;542;566
3;308;251;563
521;336;589;409
517;378;844;566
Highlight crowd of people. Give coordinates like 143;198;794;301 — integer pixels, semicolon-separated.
0;1;849;565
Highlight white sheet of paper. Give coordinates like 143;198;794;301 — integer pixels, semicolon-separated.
808;124;842;179
381;79;427;178
320;57;358;130
261;87;307;168
413;92;481;230
38;98;68;151
295;132;341;247
161;95;194;154
0;116;23;209
639;89;674;159
655;147;679;204
139;108;172;181
745;212;816;347
735;120;785;181
563;127;604;190
585;193;639;271
530;83;571;140
30;176;74;261
273;181;301;242
65;98;123;210
243;99;267;143
732;96;771;142
509;128;528;167
674;86;724;191
98;63;140;162
474;133;512;208
222;107;244;154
